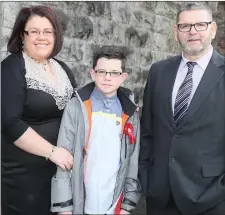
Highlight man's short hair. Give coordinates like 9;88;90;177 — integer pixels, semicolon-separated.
92;45;127;71
176;2;213;23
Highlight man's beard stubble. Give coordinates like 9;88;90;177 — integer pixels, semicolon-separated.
178;36;212;56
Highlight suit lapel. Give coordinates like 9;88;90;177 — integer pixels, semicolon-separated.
178;51;225;128
163;56;182;129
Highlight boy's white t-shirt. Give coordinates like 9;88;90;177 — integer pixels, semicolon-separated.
84;88;122;214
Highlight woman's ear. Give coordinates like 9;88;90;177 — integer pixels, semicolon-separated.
20;34;24;46
20;32;24;41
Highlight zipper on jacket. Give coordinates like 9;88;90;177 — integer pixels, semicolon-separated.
83;180;85;214
125;135;128;159
109;165;121;211
111;116;131;206
122;116;130;159
82;151;86;214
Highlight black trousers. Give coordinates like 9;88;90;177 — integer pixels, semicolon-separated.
1;182;55;215
146;195;225;215
147;195;182;215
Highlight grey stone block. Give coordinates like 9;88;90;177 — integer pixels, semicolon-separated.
97;19;114;43
70;17;93;40
111;2;131;24
86;2;111;19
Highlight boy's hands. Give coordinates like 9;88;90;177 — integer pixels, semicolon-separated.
120;209;130;214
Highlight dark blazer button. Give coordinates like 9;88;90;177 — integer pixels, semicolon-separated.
172;158;176;163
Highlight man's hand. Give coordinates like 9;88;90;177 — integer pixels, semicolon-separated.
120;209;130;214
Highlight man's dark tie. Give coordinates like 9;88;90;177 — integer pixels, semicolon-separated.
174;62;197;126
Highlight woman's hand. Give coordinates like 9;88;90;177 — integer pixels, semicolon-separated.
50;146;73;171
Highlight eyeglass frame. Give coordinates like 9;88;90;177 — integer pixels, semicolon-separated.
94;69;123;77
24;28;55;37
177;21;213;32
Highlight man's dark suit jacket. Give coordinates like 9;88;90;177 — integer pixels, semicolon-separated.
139;50;225;215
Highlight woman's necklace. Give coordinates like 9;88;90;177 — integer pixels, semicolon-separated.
23;51;58;86
23;51;49;70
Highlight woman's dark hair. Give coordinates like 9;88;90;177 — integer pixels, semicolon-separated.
7;5;63;58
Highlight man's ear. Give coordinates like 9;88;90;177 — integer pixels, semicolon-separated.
90;69;95;81
211;22;217;39
173;24;178;42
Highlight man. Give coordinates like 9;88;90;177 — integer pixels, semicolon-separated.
139;2;225;215
51;45;141;214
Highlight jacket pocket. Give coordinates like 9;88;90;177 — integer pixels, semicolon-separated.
202;164;225;177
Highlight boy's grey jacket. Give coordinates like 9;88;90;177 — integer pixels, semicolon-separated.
51;82;141;214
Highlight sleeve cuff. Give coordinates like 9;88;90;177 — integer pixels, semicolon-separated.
6;120;29;143
51;177;73;212
121;198;137;212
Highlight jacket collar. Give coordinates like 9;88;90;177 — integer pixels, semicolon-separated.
77;82;137;117
169;49;224;68
210;50;225;68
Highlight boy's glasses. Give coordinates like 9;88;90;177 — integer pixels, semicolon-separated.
94;70;123;77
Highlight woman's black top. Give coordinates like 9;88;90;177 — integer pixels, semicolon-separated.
1;52;77;215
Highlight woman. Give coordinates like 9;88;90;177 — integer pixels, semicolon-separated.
1;5;77;215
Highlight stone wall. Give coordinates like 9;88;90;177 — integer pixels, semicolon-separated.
213;2;225;56
1;1;223;106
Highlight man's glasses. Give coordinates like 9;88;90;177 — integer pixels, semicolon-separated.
24;28;55;37
177;21;212;32
94;70;123;77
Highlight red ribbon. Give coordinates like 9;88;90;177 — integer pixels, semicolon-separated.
114;193;123;214
124;123;136;144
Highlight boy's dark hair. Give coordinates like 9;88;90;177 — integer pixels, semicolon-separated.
7;5;63;58
92;45;127;71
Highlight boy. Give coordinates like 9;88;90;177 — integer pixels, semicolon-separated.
51;45;141;214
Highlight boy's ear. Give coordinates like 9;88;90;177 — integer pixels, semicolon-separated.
119;72;128;85
90;69;95;81
121;72;128;82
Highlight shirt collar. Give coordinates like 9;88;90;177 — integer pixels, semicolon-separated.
181;45;213;70
92;87;117;103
